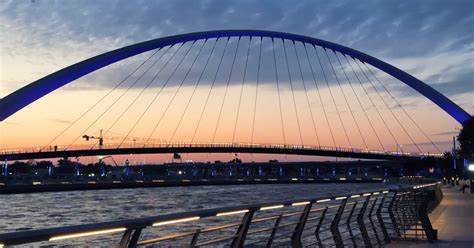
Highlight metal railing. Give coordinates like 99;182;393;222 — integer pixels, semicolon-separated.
0;183;441;247
0;142;443;158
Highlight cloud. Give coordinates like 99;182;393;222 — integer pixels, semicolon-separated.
48;118;72;124
1;0;472;113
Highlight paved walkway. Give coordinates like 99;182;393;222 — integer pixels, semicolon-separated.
388;185;474;247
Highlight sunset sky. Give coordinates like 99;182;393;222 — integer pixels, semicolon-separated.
0;0;472;163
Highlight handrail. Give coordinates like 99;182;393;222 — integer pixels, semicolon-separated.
0;142;444;158
0;182;440;247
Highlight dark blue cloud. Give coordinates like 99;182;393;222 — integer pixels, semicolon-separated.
1;0;473;101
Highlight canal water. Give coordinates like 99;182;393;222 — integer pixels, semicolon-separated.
0;183;394;234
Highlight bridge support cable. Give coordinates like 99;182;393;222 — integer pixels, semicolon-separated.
314;46;352;148
282;39;304;146
168;39;219;145
363;62;442;153
191;38;230;143
250;37;263;145
97;41;200;149
343;55;399;151
105;40;207;148
211;37;242;144
334;53;385;151
66;44;178;149
41;47;163;150
293;42;321;147
271;38;287;145
303;44;337;147
121;39;215;148
353;59;423;153
325;49;368;150
231;37;252;144
142;40;207;145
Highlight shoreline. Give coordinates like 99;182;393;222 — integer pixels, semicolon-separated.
0;177;384;194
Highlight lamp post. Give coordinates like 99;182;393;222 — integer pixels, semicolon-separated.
468;163;474;194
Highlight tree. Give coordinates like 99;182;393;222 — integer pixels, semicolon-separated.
457;117;474;158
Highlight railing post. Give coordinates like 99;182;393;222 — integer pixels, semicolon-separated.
387;191;400;237
118;229;133;248
376;194;390;243
419;190;437;242
291;203;313;248
127;228;143;248
267;215;283;247
368;198;381;246
357;196;372;248
190;229;201;247
231;210;255;248
346;201;358;247
314;207;327;248
330;198;347;248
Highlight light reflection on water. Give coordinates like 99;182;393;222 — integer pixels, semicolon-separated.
0;183;391;234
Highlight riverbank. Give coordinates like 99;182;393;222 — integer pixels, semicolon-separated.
0;176;384;194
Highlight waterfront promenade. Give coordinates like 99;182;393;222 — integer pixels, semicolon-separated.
389;185;474;247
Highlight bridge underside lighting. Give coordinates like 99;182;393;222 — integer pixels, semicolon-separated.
48;227;126;241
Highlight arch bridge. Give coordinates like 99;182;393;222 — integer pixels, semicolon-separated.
1;30;469;161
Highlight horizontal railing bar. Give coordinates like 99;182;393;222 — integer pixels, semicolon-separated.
195;234;237;246
242;237;269;246
252;210;304;223
273;220;302;229
201;223;241;233
137;231;196;245
247;226;275;235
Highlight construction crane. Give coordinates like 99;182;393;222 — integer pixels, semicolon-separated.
82;129;164;148
82;130;104;149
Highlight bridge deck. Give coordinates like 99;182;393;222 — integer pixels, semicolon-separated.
0;143;442;161
388;185;474;248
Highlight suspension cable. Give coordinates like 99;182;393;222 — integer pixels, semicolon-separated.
344;55;399;151
191;38;230;143
355;60;422;153
98;42;198;149
119;40;214;147
303;44;336;147
335;53;385;150
67;45;177;149
143;40;206;144
42;47;163;150
231;37;252;144
271;38;287;145
293;41;321;147
314;46;352;148
325;49;368;149
282;39;304;146
168;39;218;144
250;37;263;145
211;37;241;143
364;62;442;153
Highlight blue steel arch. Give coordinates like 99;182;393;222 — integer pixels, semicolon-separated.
0;30;470;124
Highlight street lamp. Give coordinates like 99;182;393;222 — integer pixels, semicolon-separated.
469;163;474;194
